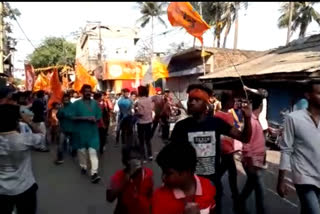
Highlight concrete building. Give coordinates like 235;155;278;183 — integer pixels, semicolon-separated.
76;22;140;90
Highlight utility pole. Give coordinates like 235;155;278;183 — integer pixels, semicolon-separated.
286;2;294;45
0;2;4;73
233;2;239;50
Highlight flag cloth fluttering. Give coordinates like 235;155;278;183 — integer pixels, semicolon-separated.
24;64;35;91
148;83;157;96
142;56;171;86
33;72;50;92
73;61;98;92
167;2;210;44
47;68;63;109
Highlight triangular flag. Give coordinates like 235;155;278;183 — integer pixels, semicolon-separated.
73;61;98;92
48;68;63;109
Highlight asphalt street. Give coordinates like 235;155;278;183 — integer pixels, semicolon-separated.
31;131;300;214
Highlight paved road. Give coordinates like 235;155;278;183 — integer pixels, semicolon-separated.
31;132;300;214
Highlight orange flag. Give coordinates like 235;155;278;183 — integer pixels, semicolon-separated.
167;2;210;44
33;72;50;92
73;61;98;92
62;75;69;91
48;68;63;109
148;84;156;97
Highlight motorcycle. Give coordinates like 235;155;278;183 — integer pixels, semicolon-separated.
266;108;290;150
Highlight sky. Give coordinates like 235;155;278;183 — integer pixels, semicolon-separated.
9;2;320;71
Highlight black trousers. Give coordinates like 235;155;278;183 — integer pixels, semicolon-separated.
137;123;152;159
99;127;107;154
160;117;170;140
0;183;38;214
218;153;239;199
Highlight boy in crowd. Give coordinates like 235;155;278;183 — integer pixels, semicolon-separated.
237;92;267;214
106;146;153;214
135;86;154;161
153;141;216;214
170;84;252;214
55;93;74;164
214;91;240;209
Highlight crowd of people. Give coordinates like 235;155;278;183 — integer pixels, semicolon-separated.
0;79;319;214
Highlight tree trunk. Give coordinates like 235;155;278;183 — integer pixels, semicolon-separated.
151;16;154;59
223;22;231;48
233;3;239;49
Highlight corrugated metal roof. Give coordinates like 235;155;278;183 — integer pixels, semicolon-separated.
200;34;320;80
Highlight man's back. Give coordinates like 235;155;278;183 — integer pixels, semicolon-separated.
31;98;45;122
118;97;133;118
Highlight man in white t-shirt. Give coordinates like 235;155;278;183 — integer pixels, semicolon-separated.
244;86;269;132
0;104;45;214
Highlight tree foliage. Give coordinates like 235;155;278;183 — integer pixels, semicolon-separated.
28;37;76;69
278;2;320;38
136;2;168;28
190;2;248;48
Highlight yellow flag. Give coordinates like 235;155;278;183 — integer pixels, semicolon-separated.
152;57;169;81
201;50;211;57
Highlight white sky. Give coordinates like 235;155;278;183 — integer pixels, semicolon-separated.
9;2;320;70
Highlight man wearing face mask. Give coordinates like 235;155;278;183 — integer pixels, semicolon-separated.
106;146;154;214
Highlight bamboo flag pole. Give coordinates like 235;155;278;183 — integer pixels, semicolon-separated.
199;2;206;76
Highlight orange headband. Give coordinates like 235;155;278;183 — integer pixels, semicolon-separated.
188;89;210;103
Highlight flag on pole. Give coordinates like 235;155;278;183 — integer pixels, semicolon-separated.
141;56;171;86
47;68;63;109
33;72;50;92
73;61;98;92
24;64;35;91
167;2;210;44
148;83;157;96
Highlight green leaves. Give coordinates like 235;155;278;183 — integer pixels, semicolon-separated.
28;37;76;69
136;2;168;28
278;2;320;38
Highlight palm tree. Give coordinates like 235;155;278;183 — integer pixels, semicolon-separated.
278;2;320;38
220;2;248;48
136;2;168;56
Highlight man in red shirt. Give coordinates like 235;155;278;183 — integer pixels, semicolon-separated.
214;91;239;210
153;142;216;214
106;146;153;214
237;92;267;214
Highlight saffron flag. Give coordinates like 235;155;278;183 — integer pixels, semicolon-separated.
24;64;35;91
62;75;69;91
142;56;171;85
167;2;210;44
33;72;50;92
48;68;63;109
148;84;156;97
73;61;98;92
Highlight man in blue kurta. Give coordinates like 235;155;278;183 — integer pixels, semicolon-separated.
71;84;102;184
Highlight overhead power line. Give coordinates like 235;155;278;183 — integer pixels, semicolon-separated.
5;3;36;50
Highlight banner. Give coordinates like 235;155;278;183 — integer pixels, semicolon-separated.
24;64;35;91
73;61;98;92
167;2;210;44
33;72;50;92
103;60;144;80
47;68;63;109
142;56;171;85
